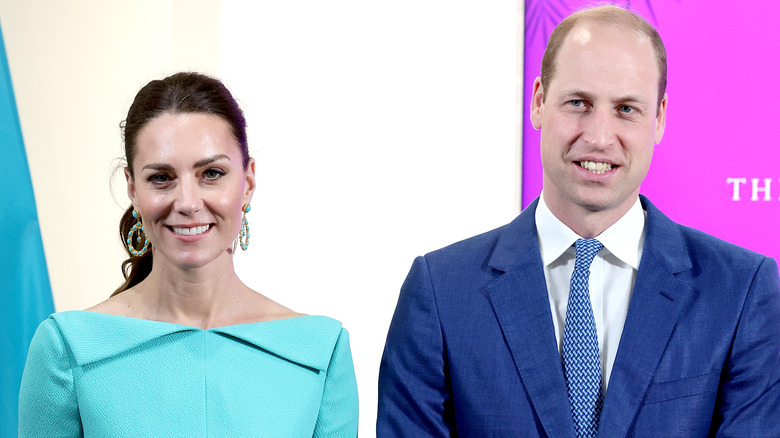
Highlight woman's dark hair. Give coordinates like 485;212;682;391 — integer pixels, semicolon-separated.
113;72;249;296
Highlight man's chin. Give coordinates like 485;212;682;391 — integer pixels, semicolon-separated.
573;193;639;216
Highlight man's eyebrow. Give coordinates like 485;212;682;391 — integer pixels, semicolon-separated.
194;154;230;168
615;95;648;104
557;90;595;100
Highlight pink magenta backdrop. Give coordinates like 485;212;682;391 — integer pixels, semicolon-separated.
523;0;780;262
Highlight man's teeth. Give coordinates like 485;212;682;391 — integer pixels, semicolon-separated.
579;160;613;174
172;225;210;236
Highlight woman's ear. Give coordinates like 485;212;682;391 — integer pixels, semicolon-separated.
125;168;136;204
243;158;256;205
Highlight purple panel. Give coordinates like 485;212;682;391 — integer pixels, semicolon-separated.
522;0;780;262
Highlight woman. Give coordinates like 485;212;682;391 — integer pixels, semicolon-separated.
19;72;359;437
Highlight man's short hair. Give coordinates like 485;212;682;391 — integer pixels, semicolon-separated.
540;5;667;110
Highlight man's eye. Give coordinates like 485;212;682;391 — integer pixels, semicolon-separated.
619;105;634;114
203;169;226;180
569;100;583;107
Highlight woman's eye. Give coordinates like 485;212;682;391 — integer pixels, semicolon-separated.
148;174;170;184
203;169;226;180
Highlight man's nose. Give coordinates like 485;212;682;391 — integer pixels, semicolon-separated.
173;179;203;215
581;108;616;149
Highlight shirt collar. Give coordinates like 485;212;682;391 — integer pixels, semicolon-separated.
535;193;645;269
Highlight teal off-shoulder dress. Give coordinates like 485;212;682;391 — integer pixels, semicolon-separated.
18;311;359;437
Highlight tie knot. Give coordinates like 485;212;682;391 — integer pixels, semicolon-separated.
574;238;603;270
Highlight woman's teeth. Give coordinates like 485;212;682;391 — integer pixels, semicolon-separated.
172;225;210;235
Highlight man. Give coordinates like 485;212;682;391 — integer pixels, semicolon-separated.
377;5;780;437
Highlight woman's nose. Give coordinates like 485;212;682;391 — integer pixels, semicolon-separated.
173;179;203;215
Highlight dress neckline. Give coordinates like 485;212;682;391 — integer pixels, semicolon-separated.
50;311;342;371
72;309;313;331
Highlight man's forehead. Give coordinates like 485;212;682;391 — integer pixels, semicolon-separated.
547;22;659;102
566;21;651;49
557;22;656;70
570;26;592;46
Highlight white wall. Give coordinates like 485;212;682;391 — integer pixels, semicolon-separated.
1;1;521;434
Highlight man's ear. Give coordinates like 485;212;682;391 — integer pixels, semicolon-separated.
655;93;668;144
531;77;544;130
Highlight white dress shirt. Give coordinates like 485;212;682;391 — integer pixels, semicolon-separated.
535;194;646;390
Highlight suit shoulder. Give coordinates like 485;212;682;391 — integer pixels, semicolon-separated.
667;223;780;288
423;222;511;263
643;195;772;271
678;224;769;266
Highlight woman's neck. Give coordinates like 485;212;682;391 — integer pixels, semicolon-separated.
133;253;248;329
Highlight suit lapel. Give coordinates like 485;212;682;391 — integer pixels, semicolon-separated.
598;196;693;438
486;200;577;438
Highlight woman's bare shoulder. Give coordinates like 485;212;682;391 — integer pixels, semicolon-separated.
239;290;306;323
84;290;140;318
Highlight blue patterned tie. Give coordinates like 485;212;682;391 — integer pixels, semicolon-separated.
562;238;604;438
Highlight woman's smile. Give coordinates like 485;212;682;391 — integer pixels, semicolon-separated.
168;224;213;239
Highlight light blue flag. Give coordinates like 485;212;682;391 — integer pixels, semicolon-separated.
0;22;55;437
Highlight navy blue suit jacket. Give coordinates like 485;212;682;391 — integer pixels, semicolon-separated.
378;196;780;437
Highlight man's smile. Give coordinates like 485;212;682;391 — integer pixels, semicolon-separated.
578;160;615;175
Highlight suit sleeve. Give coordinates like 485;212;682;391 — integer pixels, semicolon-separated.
313;327;359;437
377;256;456;437
712;257;780;436
18;318;83;437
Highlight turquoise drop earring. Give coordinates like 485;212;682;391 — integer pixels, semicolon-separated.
127;209;150;256
239;204;251;251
